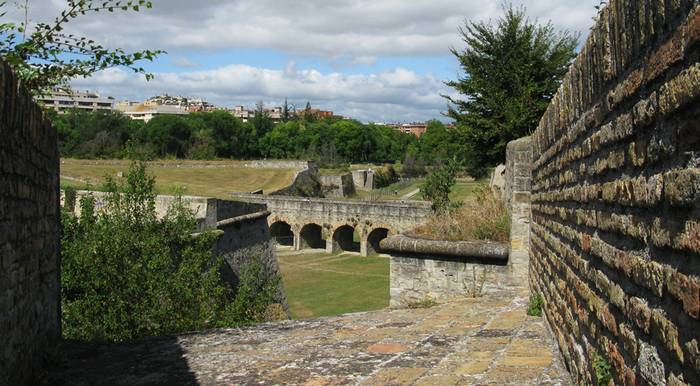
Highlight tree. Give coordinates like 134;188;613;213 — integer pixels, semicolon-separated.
422;159;459;212
444;5;577;177
0;0;163;93
281;97;295;122
251;101;273;139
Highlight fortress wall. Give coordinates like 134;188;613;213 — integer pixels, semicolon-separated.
319;174;356;198
0;60;60;384
243;160;314;170
529;2;700;384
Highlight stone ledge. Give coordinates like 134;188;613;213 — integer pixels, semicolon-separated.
216;210;271;228
380;235;509;261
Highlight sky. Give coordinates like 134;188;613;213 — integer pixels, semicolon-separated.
14;0;599;122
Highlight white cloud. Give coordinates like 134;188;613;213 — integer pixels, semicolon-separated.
27;0;600;122
170;57;200;68
20;0;598;58
72;65;455;122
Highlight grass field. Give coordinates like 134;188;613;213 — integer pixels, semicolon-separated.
450;179;489;202
60;159;296;198
277;251;389;319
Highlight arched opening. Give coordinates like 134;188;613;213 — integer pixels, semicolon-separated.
332;225;361;253
270;221;293;246
367;228;389;255
299;223;326;250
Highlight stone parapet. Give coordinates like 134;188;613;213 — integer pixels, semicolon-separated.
380;235;514;307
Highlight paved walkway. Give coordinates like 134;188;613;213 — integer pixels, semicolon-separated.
401;188;421;200
44;285;570;386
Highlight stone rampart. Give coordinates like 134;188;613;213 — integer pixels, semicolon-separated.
351;169;376;190
0;60;60;384
243;160;314;170
319;174;356;198
530;2;700;384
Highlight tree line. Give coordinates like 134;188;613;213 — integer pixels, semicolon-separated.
50;108;466;170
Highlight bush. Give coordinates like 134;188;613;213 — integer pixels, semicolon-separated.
60;162;280;342
408;184;509;242
421;160;458;212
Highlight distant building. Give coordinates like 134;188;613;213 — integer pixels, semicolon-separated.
36;89;114;114
266;106;283;121
231;105;253;122
115;103;188;123
186;98;216;112
142;93;216;112
394;123;427;137
296;108;337;120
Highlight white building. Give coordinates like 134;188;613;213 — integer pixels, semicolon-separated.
115;103;189;123
36;89;114;114
231;105;252;121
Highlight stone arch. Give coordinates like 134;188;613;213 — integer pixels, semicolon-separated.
331;224;360;253
270;221;294;246
299;223;326;250
366;227;390;255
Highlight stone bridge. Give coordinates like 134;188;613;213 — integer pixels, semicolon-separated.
232;194;432;256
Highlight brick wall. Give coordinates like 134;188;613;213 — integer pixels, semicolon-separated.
0;62;60;383
530;1;700;385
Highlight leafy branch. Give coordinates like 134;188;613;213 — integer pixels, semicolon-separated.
0;0;164;93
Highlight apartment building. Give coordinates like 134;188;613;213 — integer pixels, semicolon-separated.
36;89;114;114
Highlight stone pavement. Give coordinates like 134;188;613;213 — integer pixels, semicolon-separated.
44;284;570;386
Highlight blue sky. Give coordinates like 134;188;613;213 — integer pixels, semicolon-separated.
21;0;599;122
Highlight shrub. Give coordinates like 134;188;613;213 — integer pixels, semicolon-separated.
60;162;280;342
421;160;458;212
406;298;438;309
527;293;544;317
592;353;613;385
409;184;508;242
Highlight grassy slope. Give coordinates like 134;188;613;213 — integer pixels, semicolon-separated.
277;252;389;319
60;159;296;198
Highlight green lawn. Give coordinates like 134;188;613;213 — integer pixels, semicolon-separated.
60;159;296;198
450;179;488;202
277;251;389;319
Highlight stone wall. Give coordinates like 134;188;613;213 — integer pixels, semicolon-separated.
0;61;60;384
351;169;376;190
504;137;533;280
243;160;314;170
319;174;356;198
529;2;700;385
63;190;266;232
380;235;511;307
215;210;289;315
269;162;323;197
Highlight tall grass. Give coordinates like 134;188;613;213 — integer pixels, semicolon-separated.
408;186;509;242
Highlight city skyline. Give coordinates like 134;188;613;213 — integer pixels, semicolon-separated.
12;0;599;122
